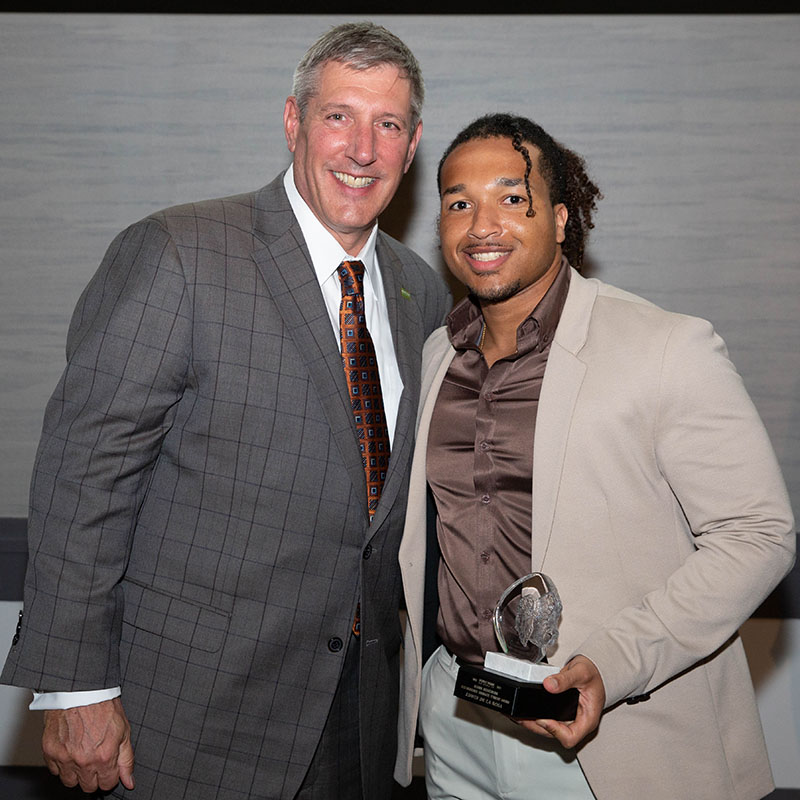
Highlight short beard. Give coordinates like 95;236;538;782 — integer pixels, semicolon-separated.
470;280;522;306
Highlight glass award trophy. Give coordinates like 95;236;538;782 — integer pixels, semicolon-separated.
453;573;579;719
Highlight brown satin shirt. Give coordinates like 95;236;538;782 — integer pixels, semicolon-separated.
427;259;570;664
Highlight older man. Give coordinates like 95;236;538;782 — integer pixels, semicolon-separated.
2;22;449;800
396;113;794;799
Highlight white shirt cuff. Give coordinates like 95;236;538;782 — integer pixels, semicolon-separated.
29;686;121;710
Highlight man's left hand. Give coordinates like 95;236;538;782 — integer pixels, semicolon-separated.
517;655;605;748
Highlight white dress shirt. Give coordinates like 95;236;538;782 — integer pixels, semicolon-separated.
31;165;404;710
282;165;403;443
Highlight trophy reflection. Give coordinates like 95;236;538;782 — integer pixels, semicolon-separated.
454;573;579;720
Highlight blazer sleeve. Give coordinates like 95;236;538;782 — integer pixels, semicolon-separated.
2;218;192;692
576;315;795;707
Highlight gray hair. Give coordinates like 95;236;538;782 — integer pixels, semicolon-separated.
292;21;424;131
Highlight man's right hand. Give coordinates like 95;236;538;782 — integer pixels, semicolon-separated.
42;697;135;793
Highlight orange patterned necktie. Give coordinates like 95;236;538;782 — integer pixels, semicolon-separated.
337;260;391;520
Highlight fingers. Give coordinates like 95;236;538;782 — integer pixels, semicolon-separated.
522;655;606;749
43;751;77;786
117;737;136;790
515;713;590;748
543;656;594;693
516;718;555;737
534;717;591;749
41;698;134;792
43;749;101;793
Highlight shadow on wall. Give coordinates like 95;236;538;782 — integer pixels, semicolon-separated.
742;618;789;693
382;158;420;248
744;551;800;695
1;688;45;767
754;553;800;621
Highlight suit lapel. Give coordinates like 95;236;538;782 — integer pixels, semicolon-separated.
250;181;368;506
366;235;424;532
531;270;598;570
249;184;431;528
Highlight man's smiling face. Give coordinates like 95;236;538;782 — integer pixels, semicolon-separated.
438;136;567;312
284;59;421;254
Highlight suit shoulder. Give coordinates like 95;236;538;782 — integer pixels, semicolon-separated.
593;278;658;310
576;279;724;373
118;174;286;240
143;189;260;236
592;278;711;335
112;182;288;264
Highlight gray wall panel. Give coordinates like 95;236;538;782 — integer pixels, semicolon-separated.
1;13;797;518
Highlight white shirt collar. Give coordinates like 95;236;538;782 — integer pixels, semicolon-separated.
283;165;379;285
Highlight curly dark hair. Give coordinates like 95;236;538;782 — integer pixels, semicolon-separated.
437;113;602;268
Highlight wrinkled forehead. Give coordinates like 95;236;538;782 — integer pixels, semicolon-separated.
313;59;415;113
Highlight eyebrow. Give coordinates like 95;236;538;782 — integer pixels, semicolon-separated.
441;183;466;197
317;102;407;127
442;176;524;197
318;102;355;115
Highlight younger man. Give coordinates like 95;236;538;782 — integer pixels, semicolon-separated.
395;113;794;799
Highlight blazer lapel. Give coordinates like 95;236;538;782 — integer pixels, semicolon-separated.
398;327;454;652
367;235;425;531
531;270;598;570
250;182;368;506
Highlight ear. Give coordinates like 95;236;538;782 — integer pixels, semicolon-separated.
554;203;568;244
403;121;423;173
284;96;300;153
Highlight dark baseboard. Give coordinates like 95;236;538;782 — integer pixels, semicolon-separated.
0;768;797;798
0;767;100;799
0;519;27;602
0;767;428;799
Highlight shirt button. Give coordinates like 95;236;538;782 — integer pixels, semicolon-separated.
482;610;493;620
479;441;490;451
483;392;493;403
480;551;490;563
328;637;344;653
481;494;490;504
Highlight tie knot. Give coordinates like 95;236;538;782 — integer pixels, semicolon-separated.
338;260;366;295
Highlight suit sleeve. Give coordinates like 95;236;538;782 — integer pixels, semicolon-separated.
2;218;192;692
576;315;795;707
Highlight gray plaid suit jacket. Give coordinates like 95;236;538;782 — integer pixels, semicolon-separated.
1;173;451;799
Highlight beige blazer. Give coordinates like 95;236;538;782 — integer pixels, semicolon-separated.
396;268;795;799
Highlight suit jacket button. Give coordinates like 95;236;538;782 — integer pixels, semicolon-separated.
363;544;373;560
328;637;344;653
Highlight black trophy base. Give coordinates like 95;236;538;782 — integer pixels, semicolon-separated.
454;663;579;720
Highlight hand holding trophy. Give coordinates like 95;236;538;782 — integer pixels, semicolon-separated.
454;573;579;720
